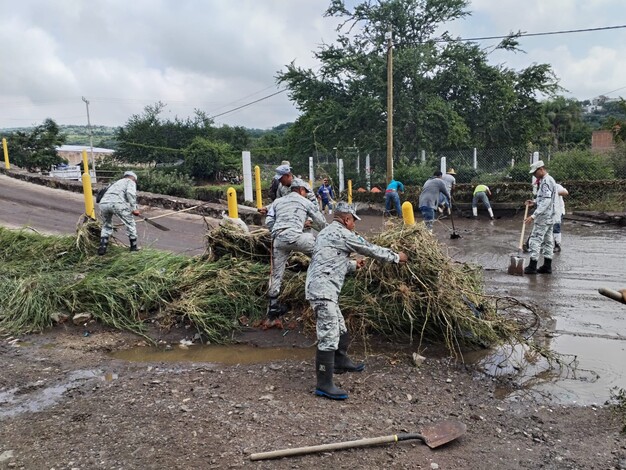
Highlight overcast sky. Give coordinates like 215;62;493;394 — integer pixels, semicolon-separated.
1;0;625;131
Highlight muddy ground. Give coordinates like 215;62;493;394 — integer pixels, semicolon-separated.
1;177;626;468
1;323;624;470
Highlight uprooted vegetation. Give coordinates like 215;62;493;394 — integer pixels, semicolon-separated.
0;220;542;357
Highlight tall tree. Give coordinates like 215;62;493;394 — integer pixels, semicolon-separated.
278;0;560;164
7;118;66;171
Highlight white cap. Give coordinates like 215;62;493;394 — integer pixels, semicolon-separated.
529;160;545;174
124;171;138;180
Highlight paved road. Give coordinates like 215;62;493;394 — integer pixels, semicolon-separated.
0;174;210;255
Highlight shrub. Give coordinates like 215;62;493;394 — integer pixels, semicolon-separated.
549;149;614;181
138;170;195;198
394;163;437;186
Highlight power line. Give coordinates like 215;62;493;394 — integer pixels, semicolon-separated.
209;88;287;119
446;24;626;42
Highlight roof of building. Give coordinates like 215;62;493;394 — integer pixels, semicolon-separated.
56;145;115;153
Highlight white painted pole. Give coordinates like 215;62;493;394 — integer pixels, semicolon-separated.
308;156;314;187
242;151;253;202
421;149;426;164
440;156;446;175
531;151;540;189
365;154;371;191
339;158;345;193
473;148;477;170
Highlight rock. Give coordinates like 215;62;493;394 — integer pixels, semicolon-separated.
430;463;440;469
0;451;14;463
72;312;92;325
412;353;426;366
51;312;69;324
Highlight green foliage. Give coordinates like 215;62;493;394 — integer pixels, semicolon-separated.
278;0;560;164
549;149;614;181
508;163;531;182
138;170;195;198
183;137;238;181
608;143;626;179
5;119;66;171
452;165;478;184
394;162;436;186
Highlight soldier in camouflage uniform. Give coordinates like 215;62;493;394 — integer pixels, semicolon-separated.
98;171;141;255
265;178;327;320
305;202;408;400
524;160;558;274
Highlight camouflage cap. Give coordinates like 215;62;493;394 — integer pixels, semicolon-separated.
124;171;138;180
274;164;292;178
290;178;312;193
334;201;361;220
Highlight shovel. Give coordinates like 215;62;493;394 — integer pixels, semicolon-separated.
449;206;461;239
249;419;466;461
508;204;529;276
137;215;170;231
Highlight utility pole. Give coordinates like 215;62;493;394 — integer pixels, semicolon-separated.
386;27;393;185
81;96;95;177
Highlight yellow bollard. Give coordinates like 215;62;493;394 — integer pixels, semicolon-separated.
254;165;262;209
227;187;238;219
81;150;95;219
348;180;352;204
402;201;415;225
2;138;9;169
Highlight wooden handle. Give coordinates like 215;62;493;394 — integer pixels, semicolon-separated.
599;287;625;304
250;434;398;461
518;204;529;251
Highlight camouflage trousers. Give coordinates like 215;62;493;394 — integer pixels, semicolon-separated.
310;300;347;351
528;221;554;261
268;232;315;298
99;202;137;239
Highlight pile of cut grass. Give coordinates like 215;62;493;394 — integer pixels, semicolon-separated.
0;221;534;356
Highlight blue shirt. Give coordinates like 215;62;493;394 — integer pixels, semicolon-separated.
317;184;334;201
386;180;404;192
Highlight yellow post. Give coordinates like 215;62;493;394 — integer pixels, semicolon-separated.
81;150;96;219
227;187;238;219
402;201;415;225
348;180;352;204
2;138;9;169
254;165;262;209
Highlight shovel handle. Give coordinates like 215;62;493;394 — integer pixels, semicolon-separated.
518;204;530;251
599;287;626;304
250;434;400;461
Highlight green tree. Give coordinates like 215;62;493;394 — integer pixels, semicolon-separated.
183;137;238;181
541;96;589;149
7;118;66;171
115;103;213;165
277;0;560;164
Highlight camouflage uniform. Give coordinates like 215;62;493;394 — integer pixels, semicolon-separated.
99;177;138;239
277;182;319;205
266;191;327;299
528;173;558;261
306;221;400;351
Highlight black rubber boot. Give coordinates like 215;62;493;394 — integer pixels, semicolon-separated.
97;237;109;256
553;243;561;253
315;350;348;400
537;258;552;274
524;259;538;275
334;333;365;374
267;297;289;320
129;237;139;252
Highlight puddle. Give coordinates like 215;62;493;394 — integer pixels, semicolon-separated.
0;369;102;419
111;344;314;365
440;217;626;405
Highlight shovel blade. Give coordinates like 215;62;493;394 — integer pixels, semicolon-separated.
450;233;461;239
420;420;467;448
507;255;524;276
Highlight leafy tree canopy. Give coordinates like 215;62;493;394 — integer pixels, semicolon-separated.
277;0;560;168
6;118;66;171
